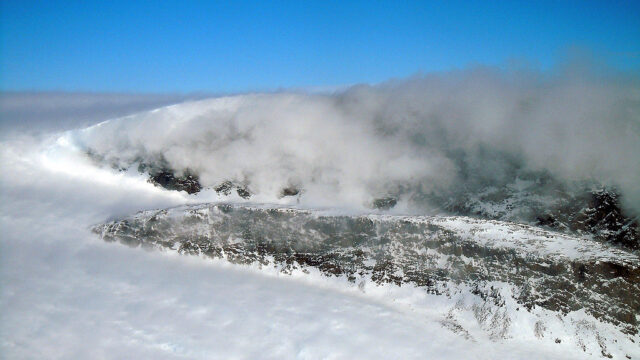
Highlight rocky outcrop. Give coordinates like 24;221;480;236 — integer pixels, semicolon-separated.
582;190;639;249
373;197;397;210
214;181;251;199
280;186;301;197
93;203;640;338
433;184;639;250
148;170;201;194
533;189;639;250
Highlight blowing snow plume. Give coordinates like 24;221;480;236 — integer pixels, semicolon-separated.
68;63;640;248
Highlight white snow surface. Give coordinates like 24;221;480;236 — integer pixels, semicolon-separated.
1;99;639;359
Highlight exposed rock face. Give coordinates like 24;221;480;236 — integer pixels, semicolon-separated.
373;197;397;210
214;181;251;199
433;184;639;250
280;186;300;197
148;170;201;194
85;152;204;195
532;189;639;250
93;203;640;338
583;190;639;250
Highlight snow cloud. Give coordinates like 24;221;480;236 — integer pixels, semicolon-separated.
65;63;640;213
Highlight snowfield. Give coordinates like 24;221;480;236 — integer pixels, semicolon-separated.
1;94;639;359
0;230;584;359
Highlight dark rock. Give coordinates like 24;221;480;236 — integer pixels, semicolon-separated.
236;187;251;199
281;186;300;197
149;169;201;194
215;181;251;199
536;214;557;228
431;182;639;250
583;189;639;250
214;181;234;196
373;197;397;210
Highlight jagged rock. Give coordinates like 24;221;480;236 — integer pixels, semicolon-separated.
86;153;204;195
236;186;251;199
94;203;640;337
582;190;639;250
214;181;251;199
373;197;397;210
148;169;201;194
214;181;234;195
536;214;558;227
433;182;639;250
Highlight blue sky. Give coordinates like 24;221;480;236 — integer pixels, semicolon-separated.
1;0;639;93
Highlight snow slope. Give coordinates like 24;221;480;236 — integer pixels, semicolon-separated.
1;230;581;360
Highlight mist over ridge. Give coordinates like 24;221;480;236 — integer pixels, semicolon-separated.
69;62;639;220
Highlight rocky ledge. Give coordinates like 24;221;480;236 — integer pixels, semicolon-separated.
93;203;640;342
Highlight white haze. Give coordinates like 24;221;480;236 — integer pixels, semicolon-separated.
0;92;195;139
69;64;640;214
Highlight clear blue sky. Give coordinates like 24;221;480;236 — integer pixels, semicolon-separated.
1;0;639;93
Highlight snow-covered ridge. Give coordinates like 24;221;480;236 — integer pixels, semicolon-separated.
94;202;640;358
103;202;638;263
424;216;638;263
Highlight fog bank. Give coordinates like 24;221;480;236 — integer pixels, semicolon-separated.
68;65;640;214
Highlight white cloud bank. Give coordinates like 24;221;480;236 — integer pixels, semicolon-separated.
0;92;193;139
68;64;640;214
